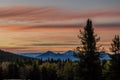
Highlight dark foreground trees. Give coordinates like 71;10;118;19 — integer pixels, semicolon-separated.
0;60;78;80
75;19;102;80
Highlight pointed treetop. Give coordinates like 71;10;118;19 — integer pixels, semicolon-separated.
87;18;91;22
85;19;93;29
87;19;92;25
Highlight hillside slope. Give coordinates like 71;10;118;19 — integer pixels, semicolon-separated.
0;50;35;62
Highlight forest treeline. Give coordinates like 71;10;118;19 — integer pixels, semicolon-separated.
0;19;120;80
0;54;119;80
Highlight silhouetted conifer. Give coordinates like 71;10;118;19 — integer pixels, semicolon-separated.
75;19;102;80
108;35;120;80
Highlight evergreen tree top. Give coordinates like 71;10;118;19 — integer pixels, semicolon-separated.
86;19;92;27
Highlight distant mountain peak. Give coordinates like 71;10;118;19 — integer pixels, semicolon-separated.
64;50;74;56
46;51;54;53
40;51;55;56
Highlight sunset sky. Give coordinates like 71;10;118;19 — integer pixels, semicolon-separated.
0;0;120;53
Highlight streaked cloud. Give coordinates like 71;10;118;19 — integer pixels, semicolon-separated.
0;6;119;21
0;23;120;32
0;6;119;32
24;43;79;46
0;6;119;53
95;23;120;27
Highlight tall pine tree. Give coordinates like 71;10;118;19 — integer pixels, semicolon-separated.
75;19;102;80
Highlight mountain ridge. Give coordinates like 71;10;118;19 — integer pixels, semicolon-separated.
19;50;111;61
0;49;36;62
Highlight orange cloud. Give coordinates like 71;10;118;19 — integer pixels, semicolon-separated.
0;23;81;31
0;46;76;53
0;6;71;20
0;6;119;53
0;6;119;32
0;23;120;32
0;6;119;21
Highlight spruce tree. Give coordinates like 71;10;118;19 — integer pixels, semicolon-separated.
75;19;102;80
108;35;120;80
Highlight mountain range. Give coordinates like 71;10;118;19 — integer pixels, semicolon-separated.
0;49;112;61
19;50;111;61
